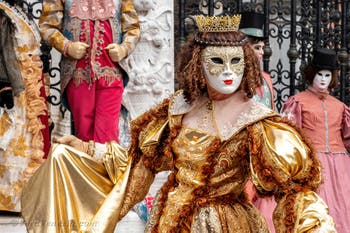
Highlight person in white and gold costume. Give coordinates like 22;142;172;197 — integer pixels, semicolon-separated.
22;15;336;232
0;0;50;212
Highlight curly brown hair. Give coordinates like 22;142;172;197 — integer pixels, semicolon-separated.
303;64;339;90
176;31;262;103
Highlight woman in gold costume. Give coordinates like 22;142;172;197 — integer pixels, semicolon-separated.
21;15;336;233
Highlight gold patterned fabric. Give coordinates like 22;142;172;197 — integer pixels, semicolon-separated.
21;91;336;232
21;143;131;233
0;1;46;212
154;126;269;232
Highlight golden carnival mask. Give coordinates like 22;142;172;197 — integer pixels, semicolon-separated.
202;46;245;76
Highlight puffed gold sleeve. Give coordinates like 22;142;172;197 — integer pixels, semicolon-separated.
120;0;141;56
249;118;336;233
274;191;337;233
39;0;69;53
117;116;170;219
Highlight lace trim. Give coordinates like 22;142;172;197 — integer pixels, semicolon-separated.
93;142;107;162
169;90;205;115
170;92;277;141
69;0;116;21
72;66;122;86
220;101;276;140
169;91;192;115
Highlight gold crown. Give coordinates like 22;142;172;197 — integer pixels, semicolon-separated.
193;15;241;32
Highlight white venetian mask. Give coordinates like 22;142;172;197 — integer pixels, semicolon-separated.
312;69;332;92
202;46;245;95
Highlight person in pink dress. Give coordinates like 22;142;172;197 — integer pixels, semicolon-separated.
283;47;350;233
240;11;277;233
39;0;140;143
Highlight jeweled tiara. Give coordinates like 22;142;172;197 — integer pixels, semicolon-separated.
193;15;241;32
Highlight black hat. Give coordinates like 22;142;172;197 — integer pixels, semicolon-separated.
311;48;339;70
239;12;266;38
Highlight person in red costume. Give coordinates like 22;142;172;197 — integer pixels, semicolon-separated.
283;47;350;233
39;0;140;143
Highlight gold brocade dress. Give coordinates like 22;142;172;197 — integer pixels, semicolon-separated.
153;126;269;232
21;91;336;233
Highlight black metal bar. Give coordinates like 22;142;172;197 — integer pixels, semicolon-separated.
208;0;214;16
263;0;270;72
315;0;321;48
178;0;186;48
237;0;242;12
339;0;348;102
287;0;298;96
300;0;308;76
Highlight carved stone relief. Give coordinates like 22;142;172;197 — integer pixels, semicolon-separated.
121;0;174;120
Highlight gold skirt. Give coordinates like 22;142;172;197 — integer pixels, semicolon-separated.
21;143;131;233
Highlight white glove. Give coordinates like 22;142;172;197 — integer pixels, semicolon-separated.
53;135;89;153
66;41;89;60
105;43;127;62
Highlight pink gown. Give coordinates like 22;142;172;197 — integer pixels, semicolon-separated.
251;70;277;233
283;87;350;233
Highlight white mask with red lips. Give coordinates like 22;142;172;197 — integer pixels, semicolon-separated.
312;69;332;92
202;46;245;95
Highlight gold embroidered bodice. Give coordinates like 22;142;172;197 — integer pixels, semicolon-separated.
159;127;217;230
159;126;253;232
173;127;216;188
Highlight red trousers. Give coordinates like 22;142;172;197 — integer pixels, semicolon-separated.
66;78;123;143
